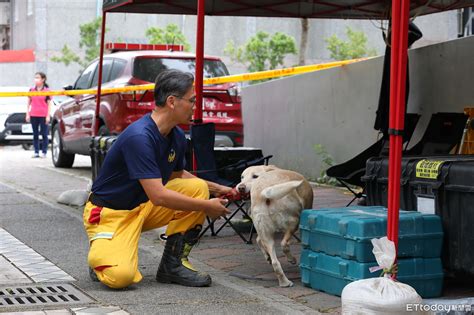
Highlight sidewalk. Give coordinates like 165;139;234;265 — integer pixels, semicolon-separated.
176;186;352;313
2;145;473;314
0;145;348;314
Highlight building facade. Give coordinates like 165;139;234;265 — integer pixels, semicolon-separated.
0;0;471;89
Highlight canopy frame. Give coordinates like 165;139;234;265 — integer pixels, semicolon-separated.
95;0;474;272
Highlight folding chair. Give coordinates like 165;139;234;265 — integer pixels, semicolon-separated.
404;112;469;156
326;113;420;206
190;123;272;244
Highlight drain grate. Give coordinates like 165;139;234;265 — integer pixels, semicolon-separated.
0;283;94;308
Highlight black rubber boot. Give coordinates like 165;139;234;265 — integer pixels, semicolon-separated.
89;267;99;282
156;227;211;287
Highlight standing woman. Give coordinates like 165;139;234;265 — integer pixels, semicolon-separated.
26;72;52;158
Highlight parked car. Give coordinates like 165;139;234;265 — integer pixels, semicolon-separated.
52;45;243;168
0;86;61;149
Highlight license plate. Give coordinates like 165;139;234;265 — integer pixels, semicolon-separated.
21;124;33;133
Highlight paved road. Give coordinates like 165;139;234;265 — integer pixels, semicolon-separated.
0;145;326;315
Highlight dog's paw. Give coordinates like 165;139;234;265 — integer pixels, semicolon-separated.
266;256;272;264
279;280;294;287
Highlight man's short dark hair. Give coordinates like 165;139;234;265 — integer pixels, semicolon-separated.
154;69;194;107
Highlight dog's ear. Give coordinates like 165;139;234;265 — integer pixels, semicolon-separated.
261;180;303;200
265;165;278;172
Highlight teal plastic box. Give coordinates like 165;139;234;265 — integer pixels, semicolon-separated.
300;249;443;298
300;206;443;262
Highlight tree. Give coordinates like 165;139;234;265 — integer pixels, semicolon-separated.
325;27;377;61
51;17;103;70
145;24;191;51
314;144;338;186
224;31;297;74
298;18;309;66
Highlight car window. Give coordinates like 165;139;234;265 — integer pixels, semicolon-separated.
133;58;230;83
109;59;127;81
91;59;113;87
75;62;97;90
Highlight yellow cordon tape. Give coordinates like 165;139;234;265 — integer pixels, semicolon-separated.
204;58;366;85
0;58;368;97
0;84;155;97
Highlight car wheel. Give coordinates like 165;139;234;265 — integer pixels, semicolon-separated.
21;143;32;151
52;124;75;168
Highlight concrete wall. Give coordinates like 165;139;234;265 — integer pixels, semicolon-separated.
43;0;94;87
242;36;474;179
408;36;474;144
0;62;35;86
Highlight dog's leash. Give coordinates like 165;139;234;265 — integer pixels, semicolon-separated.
222;188;249;201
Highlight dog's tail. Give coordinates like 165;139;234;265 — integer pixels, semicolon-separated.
261;180;303;200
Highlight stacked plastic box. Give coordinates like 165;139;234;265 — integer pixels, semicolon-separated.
299;206;444;298
363;156;474;278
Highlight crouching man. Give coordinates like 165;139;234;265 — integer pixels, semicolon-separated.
83;69;233;289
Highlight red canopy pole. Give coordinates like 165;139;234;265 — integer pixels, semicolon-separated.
194;0;205;123
94;11;107;136
387;0;410;255
192;0;205;171
387;0;400;250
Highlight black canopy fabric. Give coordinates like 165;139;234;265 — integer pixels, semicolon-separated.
103;0;474;19
374;22;423;137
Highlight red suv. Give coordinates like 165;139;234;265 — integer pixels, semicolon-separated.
52;44;243;168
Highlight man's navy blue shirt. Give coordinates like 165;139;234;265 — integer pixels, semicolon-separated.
91;113;187;210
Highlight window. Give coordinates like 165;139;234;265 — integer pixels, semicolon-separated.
74;62;97;90
109;59;127;81
133;58;230;83
27;0;33;16
90;59;113;87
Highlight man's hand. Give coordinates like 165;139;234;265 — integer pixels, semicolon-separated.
213;184;239;198
45;116;50;124
204;198;231;219
25;114;30;123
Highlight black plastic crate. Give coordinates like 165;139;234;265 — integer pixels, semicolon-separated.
362;155;474;277
362;156;417;210
90;136;117;180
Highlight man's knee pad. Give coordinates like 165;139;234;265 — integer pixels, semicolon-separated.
97;265;137;289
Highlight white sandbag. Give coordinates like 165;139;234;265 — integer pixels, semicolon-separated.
57;181;91;207
342;277;423;315
341;237;424;315
57;190;90;206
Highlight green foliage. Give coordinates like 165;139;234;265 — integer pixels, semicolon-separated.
79;17;103;65
224;31;297;76
325;27;377;61
314;144;338;186
145;24;191;51
50;45;81;66
51;17;104;70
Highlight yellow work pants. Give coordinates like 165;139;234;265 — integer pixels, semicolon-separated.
83;178;208;289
